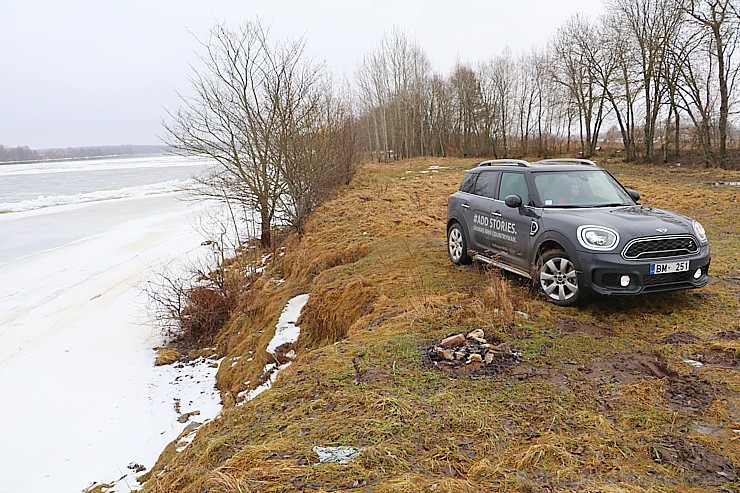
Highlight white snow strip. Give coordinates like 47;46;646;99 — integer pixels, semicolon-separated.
265;294;310;355
0;155;211;177
237;362;293;404
236;294;309;406
176;430;199;453
683;359;704;368
0;179;195;213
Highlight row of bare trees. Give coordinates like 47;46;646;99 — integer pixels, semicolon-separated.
356;0;740;167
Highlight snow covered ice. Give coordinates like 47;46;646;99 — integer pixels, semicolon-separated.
0;156;223;492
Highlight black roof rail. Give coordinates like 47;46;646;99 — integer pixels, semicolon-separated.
536;158;598;166
477;159;531;168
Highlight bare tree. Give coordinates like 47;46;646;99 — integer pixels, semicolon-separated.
449;62;481;156
684;0;740;164
516;51;540;156
356;29;433;160
164;21;342;247
428;74;454;156
601;12;642;160
670;13;718;161
279;90;357;233
552;15;609;158
607;0;684;162
480;49;517;157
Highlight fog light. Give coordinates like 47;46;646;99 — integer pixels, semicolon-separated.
693;268;702;279
620;275;631;287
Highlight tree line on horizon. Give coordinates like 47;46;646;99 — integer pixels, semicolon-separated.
0;144;168;163
356;0;740;167
164;0;739;248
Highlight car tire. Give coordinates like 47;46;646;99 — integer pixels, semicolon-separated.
447;222;472;265
536;249;584;306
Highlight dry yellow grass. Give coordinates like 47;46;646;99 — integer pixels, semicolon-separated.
154;347;182;366
141;157;739;493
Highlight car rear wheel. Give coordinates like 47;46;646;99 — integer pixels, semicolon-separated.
537;249;583;306
447;223;472;265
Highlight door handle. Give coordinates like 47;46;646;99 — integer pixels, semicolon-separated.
461;203;469;209
491;210;502;217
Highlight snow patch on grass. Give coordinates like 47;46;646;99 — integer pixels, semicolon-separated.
266;294;310;355
237;294;309;406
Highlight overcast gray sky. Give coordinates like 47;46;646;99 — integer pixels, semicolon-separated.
0;0;604;149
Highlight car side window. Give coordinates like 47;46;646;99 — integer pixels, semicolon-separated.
499;172;530;205
472;171;499;198
459;173;477;194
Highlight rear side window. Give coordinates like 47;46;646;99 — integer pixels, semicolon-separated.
499;172;530;205
459;173;477;194
472;171;499;198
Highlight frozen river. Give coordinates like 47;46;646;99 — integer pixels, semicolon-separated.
0;156;224;491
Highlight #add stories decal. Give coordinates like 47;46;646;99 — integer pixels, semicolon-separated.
472;213;517;243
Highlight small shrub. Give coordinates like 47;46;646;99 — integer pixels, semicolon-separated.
145;263;242;352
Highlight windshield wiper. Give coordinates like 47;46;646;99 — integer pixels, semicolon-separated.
542;204;589;208
593;203;629;207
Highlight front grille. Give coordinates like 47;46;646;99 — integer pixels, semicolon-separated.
643;271;693;286
622;235;699;260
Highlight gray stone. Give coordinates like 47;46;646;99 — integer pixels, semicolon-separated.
466;329;485;340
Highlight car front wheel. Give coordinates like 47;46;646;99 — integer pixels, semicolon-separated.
447;223;472;265
537;249;583;306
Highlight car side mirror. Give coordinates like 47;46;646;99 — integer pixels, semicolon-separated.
628;189;640;202
505;194;523;208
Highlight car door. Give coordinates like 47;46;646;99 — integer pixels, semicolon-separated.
492;171;533;269
467;170;500;252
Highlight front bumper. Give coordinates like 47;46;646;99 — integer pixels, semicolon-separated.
575;245;711;296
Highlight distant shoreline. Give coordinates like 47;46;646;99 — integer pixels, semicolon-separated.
0;144;170;165
0;152;169;166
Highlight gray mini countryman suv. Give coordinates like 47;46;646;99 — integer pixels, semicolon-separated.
446;159;711;306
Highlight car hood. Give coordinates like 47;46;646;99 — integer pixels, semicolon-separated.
542;205;695;239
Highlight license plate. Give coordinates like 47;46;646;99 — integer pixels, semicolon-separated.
650;261;690;275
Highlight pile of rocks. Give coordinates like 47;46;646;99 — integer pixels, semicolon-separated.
429;329;521;371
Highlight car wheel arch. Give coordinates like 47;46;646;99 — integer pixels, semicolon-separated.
447;217;471;244
531;232;581;270
447;220;472;265
536;248;585;306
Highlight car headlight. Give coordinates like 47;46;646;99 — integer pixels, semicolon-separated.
577;225;620;251
692;220;708;244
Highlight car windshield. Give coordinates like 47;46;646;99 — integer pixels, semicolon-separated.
533;170;634;208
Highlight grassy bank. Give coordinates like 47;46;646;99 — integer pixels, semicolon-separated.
143;157;738;492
